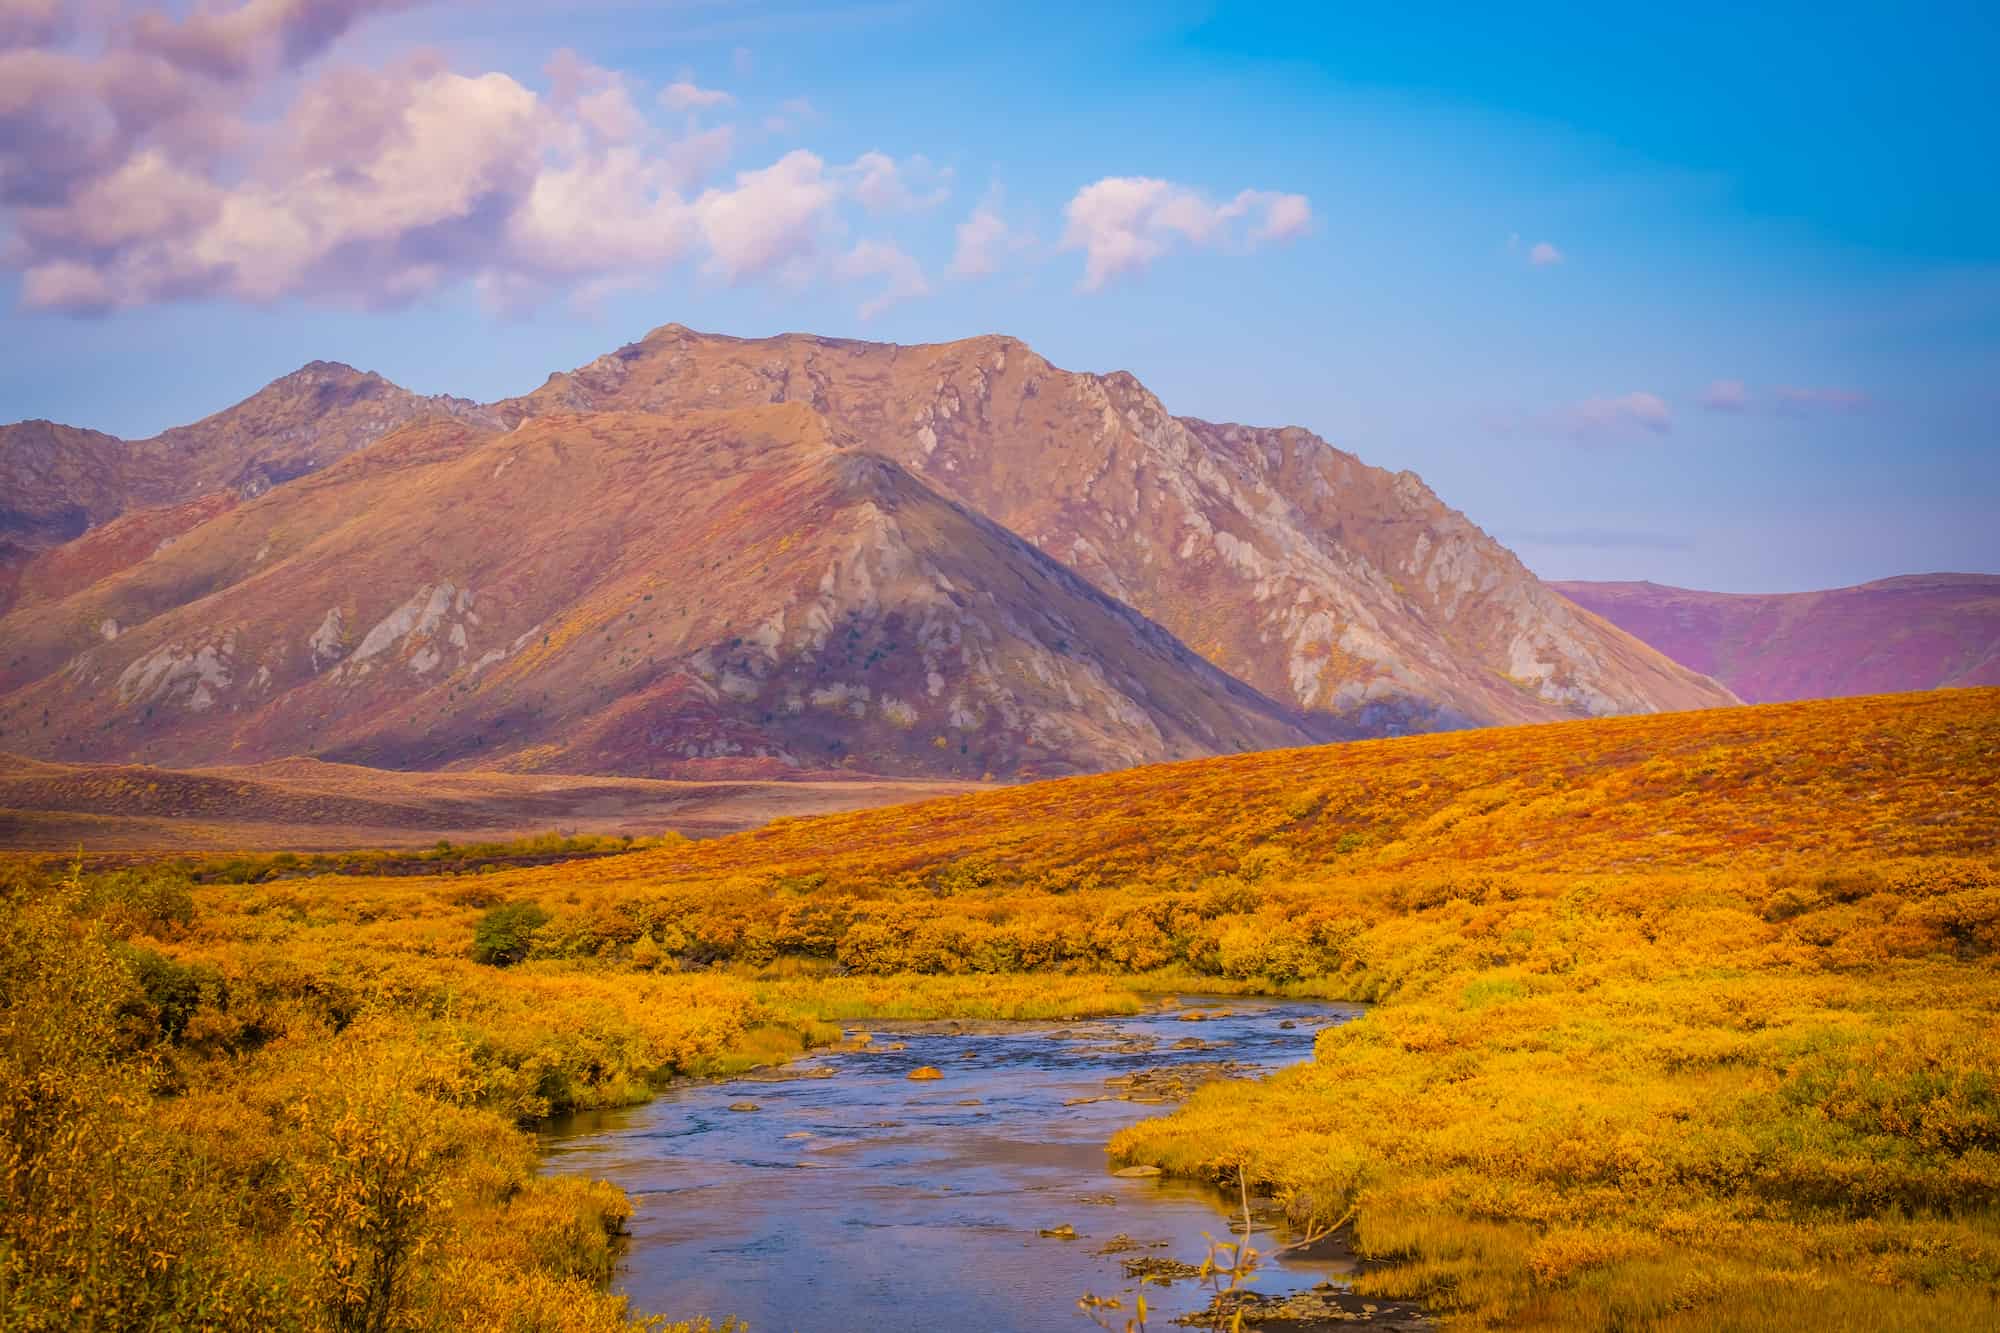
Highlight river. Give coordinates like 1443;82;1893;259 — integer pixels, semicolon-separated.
542;996;1419;1332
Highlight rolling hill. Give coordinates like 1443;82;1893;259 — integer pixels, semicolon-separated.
1555;574;2000;702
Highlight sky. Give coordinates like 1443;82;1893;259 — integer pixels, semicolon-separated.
1;1;1995;593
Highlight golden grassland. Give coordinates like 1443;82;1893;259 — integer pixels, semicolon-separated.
3;688;1997;1329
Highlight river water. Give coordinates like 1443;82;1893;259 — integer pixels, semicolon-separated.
541;997;1402;1332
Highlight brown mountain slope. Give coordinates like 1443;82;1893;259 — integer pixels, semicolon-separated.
497;324;1735;731
1553;574;2000;704
0;405;1317;779
0;362;495;614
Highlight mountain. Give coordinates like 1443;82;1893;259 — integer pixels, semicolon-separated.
0;324;1738;780
0;405;1317;778
1553;575;2000;703
496;325;1735;730
0;362;494;614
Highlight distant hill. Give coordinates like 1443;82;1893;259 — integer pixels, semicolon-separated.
1553;574;2000;703
0;752;981;851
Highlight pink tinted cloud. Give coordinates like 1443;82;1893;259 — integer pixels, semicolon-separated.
950;190;1035;278
659;79;733;112
0;6;942;312
1700;378;1750;412
1565;392;1672;441
835;239;929;319
1060;176;1311;290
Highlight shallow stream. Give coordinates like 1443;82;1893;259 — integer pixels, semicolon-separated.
543;997;1406;1332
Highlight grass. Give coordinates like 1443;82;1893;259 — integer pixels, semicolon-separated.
3;688;1996;1328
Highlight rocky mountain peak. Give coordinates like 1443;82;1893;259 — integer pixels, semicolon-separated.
1;322;1739;776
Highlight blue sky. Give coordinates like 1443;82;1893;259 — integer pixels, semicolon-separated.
2;1;1995;592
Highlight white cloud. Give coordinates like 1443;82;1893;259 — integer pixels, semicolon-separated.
1565;392;1672;441
949;189;1034;278
952;207;1008;277
659;79;733;112
693;150;837;284
1060;176;1311;291
127;0;421;81
1697;380;1870;417
0;6;884;311
845;150;950;214
1700;379;1750;412
1259;192;1313;241
835;239;928;319
1528;240;1564;266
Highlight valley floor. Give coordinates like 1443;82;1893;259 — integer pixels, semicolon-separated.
0;751;984;851
3;689;1997;1329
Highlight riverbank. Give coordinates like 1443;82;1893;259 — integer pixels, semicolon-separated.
6;690;1995;1329
540;997;1423;1332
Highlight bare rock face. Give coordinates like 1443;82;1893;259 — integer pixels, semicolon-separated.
0;325;1736;779
1554;576;2000;703
0;408;1314;778
496;325;1737;731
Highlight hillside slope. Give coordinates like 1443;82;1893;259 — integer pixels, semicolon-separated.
0;363;496;614
538;687;2000;895
0;405;1316;778
1555;574;2000;702
500;324;1736;730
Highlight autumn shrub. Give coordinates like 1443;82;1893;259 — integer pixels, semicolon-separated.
79;864;197;938
4;688;1995;1330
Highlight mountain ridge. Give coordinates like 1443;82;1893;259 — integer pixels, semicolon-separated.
0;404;1318;778
489;322;1736;730
1554;574;2000;703
1;324;1738;779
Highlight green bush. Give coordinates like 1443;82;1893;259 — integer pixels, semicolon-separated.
472;902;550;967
117;946;227;1044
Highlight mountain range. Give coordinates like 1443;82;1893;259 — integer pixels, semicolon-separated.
1554;575;2000;703
0;325;1736;780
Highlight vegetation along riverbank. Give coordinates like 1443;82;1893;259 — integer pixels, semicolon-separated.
4;688;1996;1329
